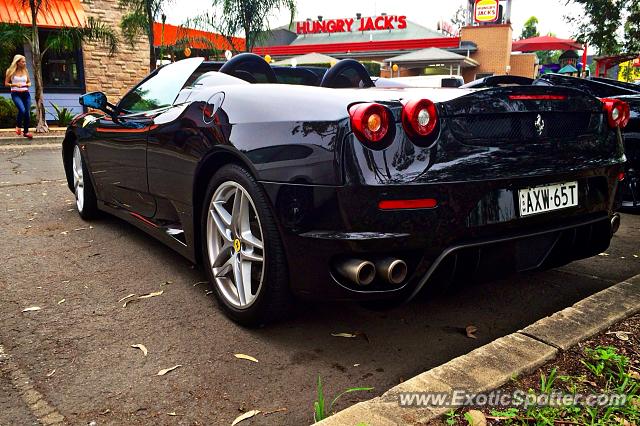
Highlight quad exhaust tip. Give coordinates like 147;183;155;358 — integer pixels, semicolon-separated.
336;259;376;286
611;213;621;235
377;258;408;285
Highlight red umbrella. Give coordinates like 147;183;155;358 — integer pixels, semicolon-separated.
512;35;583;52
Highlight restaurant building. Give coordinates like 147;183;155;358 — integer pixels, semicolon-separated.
0;0;237;121
0;0;150;120
254;0;538;83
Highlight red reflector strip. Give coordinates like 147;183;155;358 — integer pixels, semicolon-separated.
378;198;438;210
508;95;567;101
618;172;626;182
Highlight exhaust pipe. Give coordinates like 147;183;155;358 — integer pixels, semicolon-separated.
335;259;376;286
377;258;408;285
611;213;621;235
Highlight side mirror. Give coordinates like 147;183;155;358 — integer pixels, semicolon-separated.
79;92;108;110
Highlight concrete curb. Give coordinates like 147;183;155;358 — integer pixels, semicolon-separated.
317;274;640;426
0;135;63;146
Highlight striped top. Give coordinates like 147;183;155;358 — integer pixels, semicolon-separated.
10;74;28;92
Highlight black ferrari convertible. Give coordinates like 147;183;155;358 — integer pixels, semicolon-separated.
63;54;627;325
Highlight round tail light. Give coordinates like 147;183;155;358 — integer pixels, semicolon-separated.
402;99;438;144
349;103;393;149
601;98;631;129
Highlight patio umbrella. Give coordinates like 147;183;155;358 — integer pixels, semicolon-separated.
558;64;579;74
273;52;338;66
512;35;583;52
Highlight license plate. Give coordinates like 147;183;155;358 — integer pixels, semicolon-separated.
518;181;578;217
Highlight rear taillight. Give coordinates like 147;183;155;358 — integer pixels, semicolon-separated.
349;103;393;148
401;99;438;143
601;98;630;129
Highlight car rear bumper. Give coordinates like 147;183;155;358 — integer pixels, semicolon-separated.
260;165;622;301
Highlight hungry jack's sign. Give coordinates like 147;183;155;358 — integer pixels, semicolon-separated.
296;15;408;34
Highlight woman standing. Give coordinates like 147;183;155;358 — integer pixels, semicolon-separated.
4;55;33;139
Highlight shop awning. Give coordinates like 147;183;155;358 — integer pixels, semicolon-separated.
0;0;86;28
153;22;245;52
512;36;583;52
384;47;478;68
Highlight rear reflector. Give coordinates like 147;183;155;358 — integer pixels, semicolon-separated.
378;198;438;210
618;172;626;182
508;95;567;101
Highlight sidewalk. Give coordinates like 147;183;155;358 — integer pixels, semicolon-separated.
0;127;66;146
318;273;640;425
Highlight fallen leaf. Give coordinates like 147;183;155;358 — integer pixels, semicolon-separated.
60;231;68;235
117;293;136;303
131;344;148;356
629;371;640;380
193;281;208;287
46;369;56;377
232;410;261;426
234;354;258;363
353;363;360;367
57;299;65;305
167;412;179;416
22;306;41;312
465;409;487;426
157;365;182;376
262;407;287;416
205;290;214;295
607;331;631;341
99;409;110;415
331;333;357;338
74;227;87;231
161;281;173;286
138;290;164;299
598;252;609;256
633;254;638;258
465;325;478;339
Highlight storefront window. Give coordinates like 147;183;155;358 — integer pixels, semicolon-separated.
40;30;83;91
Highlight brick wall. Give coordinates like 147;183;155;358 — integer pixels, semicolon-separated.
510;53;538;79
460;24;512;82
80;0;150;103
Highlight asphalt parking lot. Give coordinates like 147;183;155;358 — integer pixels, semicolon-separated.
1;145;639;425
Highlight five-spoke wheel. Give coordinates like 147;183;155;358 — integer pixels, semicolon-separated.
202;164;291;325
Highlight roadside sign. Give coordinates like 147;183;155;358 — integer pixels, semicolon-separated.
474;0;499;23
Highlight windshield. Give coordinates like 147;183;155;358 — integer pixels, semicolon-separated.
118;57;205;113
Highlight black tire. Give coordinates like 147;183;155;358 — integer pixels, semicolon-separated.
71;143;99;220
201;164;292;326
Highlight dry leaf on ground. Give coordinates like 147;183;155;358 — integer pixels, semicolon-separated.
157;365;182;376
331;332;357;338
234;354;258;363
465;325;478;339
22;306;41;312
131;344;148;356
232;410;261;426
57;299;65;305
118;293;136;303
46;369;56;377
138;290;164;299
466;410;487;426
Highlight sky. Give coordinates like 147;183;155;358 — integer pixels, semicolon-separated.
163;0;581;40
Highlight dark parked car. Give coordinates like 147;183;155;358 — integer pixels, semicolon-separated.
63;55;627;325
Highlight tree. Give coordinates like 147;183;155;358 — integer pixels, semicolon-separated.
0;1;117;133
625;0;640;53
186;0;296;53
119;0;171;71
520;16;540;40
565;0;625;55
450;5;467;35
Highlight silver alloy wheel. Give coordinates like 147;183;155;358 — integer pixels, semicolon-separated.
206;181;265;309
72;145;85;213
